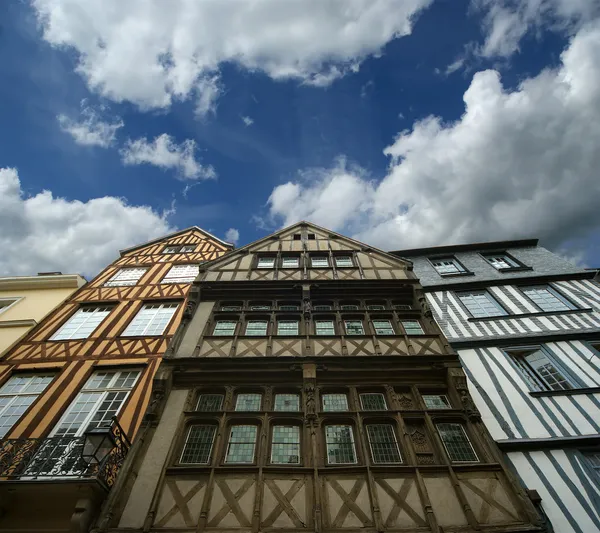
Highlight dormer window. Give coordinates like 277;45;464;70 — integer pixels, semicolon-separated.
482;252;524;270
180;245;197;253
162;246;180;254
257;257;275;269
430;256;467;276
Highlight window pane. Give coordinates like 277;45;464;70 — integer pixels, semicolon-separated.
250;304;271;311
326;426;356;464
311;257;329;268
344;320;364;335
245;321;268;336
314;305;332;311
51;307;112;340
162;246;180;254
221;305;242;311
277;320;299;335
422;395;451;409
341;305;359;310
122;303;178;336
458;291;507;318
226;425;257;463
522;286;574;312
271;426;300;464
437;423;478;462
360;393;387;411
524;350;573;390
104;267;147;287
257;257;275;268
282;257;299;268
484;254;519;269
373;320;394;335
181;425;216;464
236;393;262;411
213;321;237;336
162;264;200;284
316;320;335;335
274;394;300;411
367;305;385;310
401;320;424;335
197;394;224;411
367;425;402;464
431;257;464;275
279;304;300;311
180;245;196;252
335;256;353;268
322;393;348;412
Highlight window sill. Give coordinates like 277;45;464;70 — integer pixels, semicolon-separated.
530;386;600;397
496;266;533;273
439;272;475;279
467;307;594;322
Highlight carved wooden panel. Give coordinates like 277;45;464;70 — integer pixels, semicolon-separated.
423;474;468;527
321;476;374;529
344;338;376;356
261;475;311;529
207;475;257;528
373;476;427;529
272;339;303;357
377;338;410;356
154;476;208;528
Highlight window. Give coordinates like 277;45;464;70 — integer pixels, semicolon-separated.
437;423;478;462
326;425;357;464
522;285;576;312
311;256;329;268
225;425;257;463
245;320;268;336
314;304;332;311
196;394;224;411
122;303;178;336
482;252;521;270
458;290;508;318
213;321;237;336
341;304;359;310
293;234;302;241
322;393;348;412
0;299;18;314
373;319;394;335
162;246;180;254
257;257;275;269
393;303;412;310
162;264;200;284
180;244;196;253
367;425;402;464
279;304;300;311
335;256;353;268
271;426;301;464
277;320;299;335
220;305;242;311
235;393;262;411
510;347;575;391
401;320;424;335
51;306;112;340
422;395;451;409
360;393;387;411
585;452;600;479
0;375;54;437
367;304;385;310
250;304;271;311
281;257;299;268
344;320;364;335
431;257;466;275
274;393;300;411
180;425;216;464
316;320;335;336
104;267;147;287
307;234;316;240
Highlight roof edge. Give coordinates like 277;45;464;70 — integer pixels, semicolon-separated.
391;238;539;257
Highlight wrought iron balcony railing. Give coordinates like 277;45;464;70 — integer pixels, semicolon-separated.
0;419;130;489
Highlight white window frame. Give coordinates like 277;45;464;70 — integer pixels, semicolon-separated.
50;306;113;341
162;246;180;254
281;257;300;268
245;320;268;336
334;256;353;268
180;425;216;464
122;303;179;337
0;298;21;316
213;321;237;336
104;267;148;287
315;320;335;336
277;320;299;336
311;256;329;268
401;320;424;335
257;257;276;269
508;346;577;391
482;252;521;270
161;264;200;284
521;285;577;313
180;244;197;253
457;290;508;318
430;257;467;276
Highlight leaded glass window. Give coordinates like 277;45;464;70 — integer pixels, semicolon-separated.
221;305;242;311
51;306;112;340
225;425;257;463
360;393;387;411
401;320;424;335
335;256;353;268
196;394;224;411
250;304;271;311
104;267;147;287
277;320;299;335
422;395;451;409
458;290;507;318
322;393;348;412
122;303;178;336
316;320;335;336
311;257;329;268
213;321;237;335
367;304;385;310
274;394;300;411
511;348;575;391
522;285;576;312
235;393;262;411
279;304;300;311
341;304;359;310
314;304;332;311
326;425;357;464
162;264;200;284
245;321;268;336
257;257;275;269
344;320;364;335
180;425;216;464
281;257;299;268
373;319;394;335
437;423;478;462
271;426;300;464
366;424;402;464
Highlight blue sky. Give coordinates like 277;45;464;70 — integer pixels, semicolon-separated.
1;0;599;277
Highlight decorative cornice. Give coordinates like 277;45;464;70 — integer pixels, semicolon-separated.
0;274;86;291
0;319;37;328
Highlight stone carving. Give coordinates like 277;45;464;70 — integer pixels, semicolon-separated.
396;394;414;410
304;381;317;423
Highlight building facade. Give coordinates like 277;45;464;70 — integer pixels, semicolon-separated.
394;240;600;533
0;227;232;533
0;272;86;357
96;223;543;533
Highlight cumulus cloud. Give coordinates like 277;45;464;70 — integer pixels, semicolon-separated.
264;21;600;258
121;134;216;180
241;116;254;127
57;101;123;148
32;0;432;112
224;228;240;245
0;167;173;277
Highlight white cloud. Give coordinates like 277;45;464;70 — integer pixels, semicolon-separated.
57;101;123;148
121;133;216;180
32;0;432;112
264;21;600;258
0;167;173;277
241;116;254;127
225;228;240;245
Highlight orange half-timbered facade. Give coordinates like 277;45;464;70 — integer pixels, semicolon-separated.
0;227;232;533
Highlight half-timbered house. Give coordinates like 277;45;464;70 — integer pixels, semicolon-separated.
95;222;543;533
0;227;232;533
393;239;600;533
